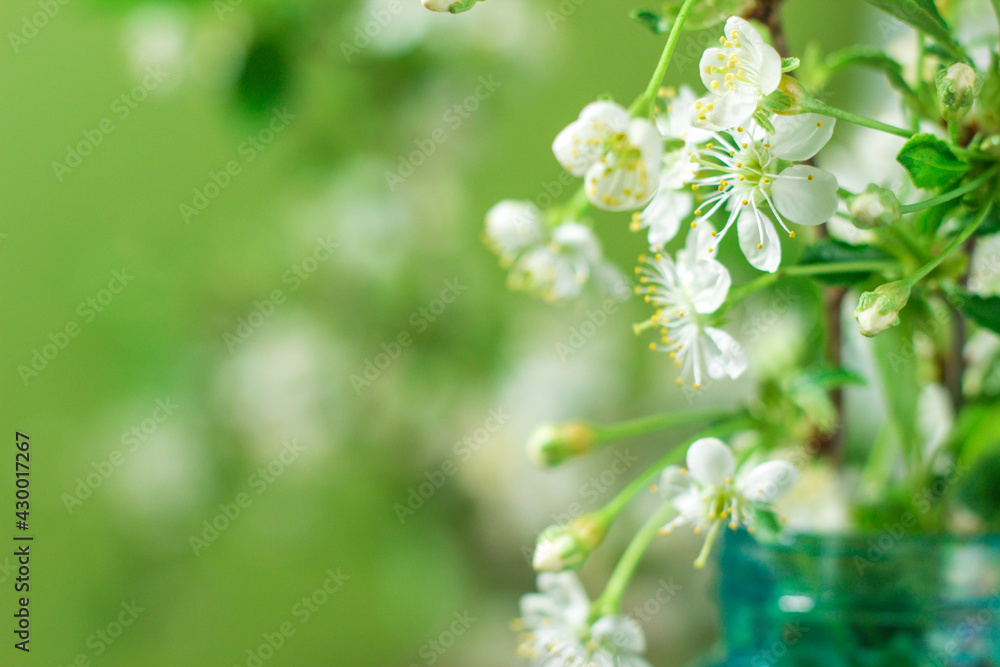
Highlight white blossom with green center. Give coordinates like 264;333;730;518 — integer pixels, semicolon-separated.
687;114;839;272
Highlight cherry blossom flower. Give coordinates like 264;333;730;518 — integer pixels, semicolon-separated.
635;225;747;388
690;17;782;131
514;573;652;667
553;101;663;212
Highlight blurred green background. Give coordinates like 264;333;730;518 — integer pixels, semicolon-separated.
0;0;868;664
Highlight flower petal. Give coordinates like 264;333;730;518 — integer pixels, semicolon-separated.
702;326;748;380
591;615;647;653
484;200;544;260
769;114;835;161
681;259;731;314
552;101;630;176
659;465;695;501
691;88;759;132
640;189;691;247
686;437;735;487
740;460;797;502
531;572;590;626
725;16;781;94
772;165;839;226
736;204;782;272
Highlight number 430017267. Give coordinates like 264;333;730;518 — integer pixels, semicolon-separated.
15;432;29;525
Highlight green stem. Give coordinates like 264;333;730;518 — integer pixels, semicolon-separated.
905;204;992;286
801;100;914;139
629;0;700;118
899;167;999;214
592;407;739;444
720;260;899;313
594;502;676;617
693;519;724;569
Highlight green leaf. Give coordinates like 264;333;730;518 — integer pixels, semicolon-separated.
954;400;1000;466
630;10;670;34
780;57;800;72
896;134;969;190
656;0;750;31
796;240;891;286
979;201;1000;236
861;0;963;58
795;364;867;390
950;290;1000;335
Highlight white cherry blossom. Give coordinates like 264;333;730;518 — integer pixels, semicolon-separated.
687;114;839;272
690;17;782;131
658;438;797;566
553;101;662;211
635;224;747;388
514;572;652;667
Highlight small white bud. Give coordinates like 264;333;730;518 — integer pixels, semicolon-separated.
527;421;595;467
854;281;911;337
532;515;607;572
848;185;901;230
936;63;981;122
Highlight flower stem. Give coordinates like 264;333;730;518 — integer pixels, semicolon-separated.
591;407;740;444
905;204;993;286
594;502;676;617
721;260;899;312
629;0;701;118
899;167;999;214
693;519;724;569
800;99;914;139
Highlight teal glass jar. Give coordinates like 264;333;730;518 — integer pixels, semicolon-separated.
710;530;1000;667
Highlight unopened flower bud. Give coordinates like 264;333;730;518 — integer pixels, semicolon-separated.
761;75;808;115
936;63;980;122
854;281;911;337
527;421;595;467
532;514;607;572
847;184;901;229
421;0;480;13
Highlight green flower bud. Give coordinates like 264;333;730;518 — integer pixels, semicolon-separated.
421;0;480;12
527;421;595;467
936;63;981;122
532;514;607;572
854;281;911;337
761;75;809;115
847;185;901;229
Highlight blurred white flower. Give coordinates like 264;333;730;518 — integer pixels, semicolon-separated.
918;383;955;466
553;101;662;211
489;215;623;304
690;17;781;131
631;86;712;248
121;5;189;91
969;234;1000;296
659;437;796;536
515;572;651;667
636;224;747;388
484;200;546;266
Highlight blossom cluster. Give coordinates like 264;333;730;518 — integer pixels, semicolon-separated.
484;17;839;389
